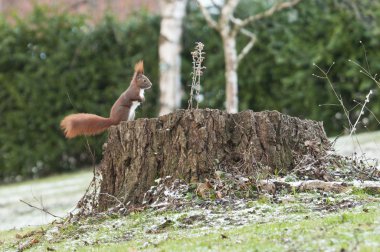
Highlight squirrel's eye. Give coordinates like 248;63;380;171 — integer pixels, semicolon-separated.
143;79;146;82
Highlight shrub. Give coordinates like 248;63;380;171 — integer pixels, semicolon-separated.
0;7;159;181
1;1;380;181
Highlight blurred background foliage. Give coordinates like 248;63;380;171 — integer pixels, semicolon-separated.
1;0;380;181
0;7;159;181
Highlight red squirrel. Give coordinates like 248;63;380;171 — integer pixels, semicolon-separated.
60;61;152;138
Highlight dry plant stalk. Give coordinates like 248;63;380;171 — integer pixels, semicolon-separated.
350;89;373;136
188;42;206;109
313;42;379;137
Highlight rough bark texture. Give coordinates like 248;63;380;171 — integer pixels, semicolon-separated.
97;109;329;210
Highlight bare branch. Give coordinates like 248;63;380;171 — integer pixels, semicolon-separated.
237;29;257;64
219;0;240;26
230;18;257;63
235;0;302;29
20;199;64;220
196;0;219;30
210;0;222;12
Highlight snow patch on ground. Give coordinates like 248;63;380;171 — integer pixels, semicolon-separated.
332;130;380;160
0;171;92;230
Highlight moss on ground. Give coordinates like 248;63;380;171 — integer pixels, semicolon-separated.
1;194;379;252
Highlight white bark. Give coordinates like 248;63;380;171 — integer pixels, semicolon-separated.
158;0;188;116
222;35;239;113
198;0;303;113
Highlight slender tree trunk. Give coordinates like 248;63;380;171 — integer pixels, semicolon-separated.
222;35;239;113
158;0;188;116
197;0;302;114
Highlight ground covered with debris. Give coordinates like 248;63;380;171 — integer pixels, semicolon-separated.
1;154;379;252
1;131;380;251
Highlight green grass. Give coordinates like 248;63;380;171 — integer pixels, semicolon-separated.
0;202;374;252
1;171;379;252
0;169;93;231
0;168;92;189
0;228;34;241
53;207;379;252
1;150;379;252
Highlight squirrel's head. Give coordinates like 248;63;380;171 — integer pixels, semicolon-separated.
134;61;152;89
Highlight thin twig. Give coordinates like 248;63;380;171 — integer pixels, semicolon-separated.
350;90;373;136
313;62;353;131
233;0;303;30
360;41;371;76
20;199;64;220
196;0;219;30
65;89;100;215
237;28;257;63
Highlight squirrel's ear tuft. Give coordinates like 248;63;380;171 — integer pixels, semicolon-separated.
134;60;144;74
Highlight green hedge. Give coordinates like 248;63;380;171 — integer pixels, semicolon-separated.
0;7;159;181
182;0;380;134
1;1;380;181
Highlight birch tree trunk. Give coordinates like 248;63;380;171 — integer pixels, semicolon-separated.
158;0;188;116
197;0;303;114
222;35;239;113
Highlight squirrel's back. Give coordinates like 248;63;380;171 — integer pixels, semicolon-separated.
60;60;152;139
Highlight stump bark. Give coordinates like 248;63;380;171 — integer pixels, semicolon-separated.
97;109;330;210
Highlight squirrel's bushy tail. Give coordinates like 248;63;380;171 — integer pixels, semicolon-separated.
60;113;115;139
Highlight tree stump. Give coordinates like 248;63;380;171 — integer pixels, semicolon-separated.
97;109;330;210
